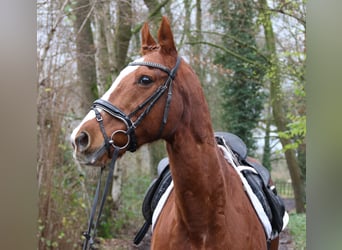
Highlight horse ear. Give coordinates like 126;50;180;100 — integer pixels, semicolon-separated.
141;22;158;55
157;16;177;56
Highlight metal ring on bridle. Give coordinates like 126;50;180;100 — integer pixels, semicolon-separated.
92;56;181;153
110;130;131;150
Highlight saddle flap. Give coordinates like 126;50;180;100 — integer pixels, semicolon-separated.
141;158;171;222
244;158;271;187
151;171;172;211
240;166;285;236
135;163;172;245
141;178;158;222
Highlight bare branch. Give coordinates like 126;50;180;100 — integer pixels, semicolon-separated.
187;41;266;69
192;30;270;63
38;0;70;78
131;0;170;34
268;8;306;28
76;0;96;38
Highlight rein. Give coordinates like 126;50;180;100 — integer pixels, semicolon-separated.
82;147;119;250
81;56;181;249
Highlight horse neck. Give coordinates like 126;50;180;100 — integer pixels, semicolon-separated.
165;92;229;234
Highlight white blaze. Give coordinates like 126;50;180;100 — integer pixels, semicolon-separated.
70;57;144;145
102;57;144;101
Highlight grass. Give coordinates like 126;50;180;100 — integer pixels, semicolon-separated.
288;212;306;249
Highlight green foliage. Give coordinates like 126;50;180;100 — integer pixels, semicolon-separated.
63;3;76;22
38;127;90;249
97;196;117;239
278;114;306;151
288;213;306;249
212;0;267;154
92;82;99;99
51;159;88;248
278;70;306;154
110;173;152;237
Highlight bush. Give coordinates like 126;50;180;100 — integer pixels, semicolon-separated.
110;173;152;238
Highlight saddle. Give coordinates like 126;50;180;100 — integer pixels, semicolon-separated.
214;132;286;239
133;158;172;244
134;132;286;244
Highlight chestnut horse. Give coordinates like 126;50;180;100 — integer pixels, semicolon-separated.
71;17;279;249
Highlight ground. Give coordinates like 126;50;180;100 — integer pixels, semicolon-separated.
278;198;296;250
99;198;297;250
279;228;295;250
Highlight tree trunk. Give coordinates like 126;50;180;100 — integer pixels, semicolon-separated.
113;0;132;73
258;0;305;213
100;0;132;207
73;0;97;105
93;0;111;96
262;105;272;171
194;0;202;77
37;89;61;249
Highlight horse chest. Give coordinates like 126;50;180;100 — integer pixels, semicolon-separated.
152;195;267;250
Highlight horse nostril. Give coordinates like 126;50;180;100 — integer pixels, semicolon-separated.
76;131;90;152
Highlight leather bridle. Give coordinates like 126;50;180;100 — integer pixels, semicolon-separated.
92;56;181;154
82;56;181;250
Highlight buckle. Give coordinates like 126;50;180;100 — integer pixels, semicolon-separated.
94;108;103;122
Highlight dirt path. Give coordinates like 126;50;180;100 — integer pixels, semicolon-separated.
279;228;295;250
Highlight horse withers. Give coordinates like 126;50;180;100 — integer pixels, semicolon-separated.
71;16;282;249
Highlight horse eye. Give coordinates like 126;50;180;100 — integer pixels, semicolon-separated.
138;75;153;85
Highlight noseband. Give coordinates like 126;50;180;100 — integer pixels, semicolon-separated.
92;56;181;154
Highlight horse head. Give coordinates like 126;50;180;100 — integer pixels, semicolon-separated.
71;17;202;166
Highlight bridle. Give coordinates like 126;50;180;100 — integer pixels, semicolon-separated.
82;56;181;249
92;56;181;154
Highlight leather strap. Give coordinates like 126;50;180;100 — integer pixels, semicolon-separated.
92;56;182;152
82;147;120;250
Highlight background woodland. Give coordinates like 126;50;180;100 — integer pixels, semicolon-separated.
37;0;306;248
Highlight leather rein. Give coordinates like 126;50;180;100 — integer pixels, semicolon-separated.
82;56;181;249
